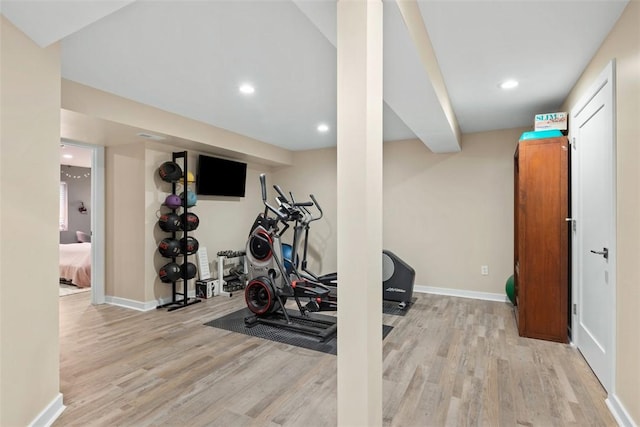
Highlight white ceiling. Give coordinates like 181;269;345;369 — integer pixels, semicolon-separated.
1;0;628;153
418;0;628;133
60;143;92;168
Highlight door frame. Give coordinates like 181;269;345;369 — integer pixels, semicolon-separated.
61;139;106;304
569;59;616;393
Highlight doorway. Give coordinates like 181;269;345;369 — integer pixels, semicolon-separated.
570;60;616;393
59;140;105;304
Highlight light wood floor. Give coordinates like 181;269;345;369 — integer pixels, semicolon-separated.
55;291;616;426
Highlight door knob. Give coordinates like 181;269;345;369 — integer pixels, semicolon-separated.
590;247;609;260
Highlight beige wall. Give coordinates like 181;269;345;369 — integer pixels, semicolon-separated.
273;148;338;277
144;144;269;303
0;16;61;426
106;143;147;301
106;141;270;304
561;1;640;423
383;130;520;294
274;127;523;296
62;69;291;305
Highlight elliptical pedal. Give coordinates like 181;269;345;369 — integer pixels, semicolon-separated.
304;299;321;312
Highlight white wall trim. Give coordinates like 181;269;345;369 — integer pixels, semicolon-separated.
90;145;106;305
414;285;508;303
105;291;197;312
105;296;153;311
28;393;65;427
606;394;637;427
60;139;106;305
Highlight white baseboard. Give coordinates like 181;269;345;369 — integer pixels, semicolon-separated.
105;296;155;311
607;394;637;427
106;290;197;312
414;285;508;303
29;393;65;427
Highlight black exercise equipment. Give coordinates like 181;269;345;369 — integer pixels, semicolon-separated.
158;161;183;183
245;277;279;315
180;212;199;231
217;249;246;258
243;174;337;341
382;250;415;309
180;236;199;255
158;212;181;232
181;262;197;280
156;151;201;311
159;262;181;283
158;238;181;258
282;189;415;310
205;308;393;355
285;191;337;286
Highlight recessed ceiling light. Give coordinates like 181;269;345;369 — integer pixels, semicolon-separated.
63;154;73;159
239;84;255;95
499;79;519;89
317;123;329;133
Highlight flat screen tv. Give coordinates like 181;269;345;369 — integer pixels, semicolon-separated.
196;155;247;197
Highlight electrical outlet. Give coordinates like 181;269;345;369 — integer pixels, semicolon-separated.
481;265;489;276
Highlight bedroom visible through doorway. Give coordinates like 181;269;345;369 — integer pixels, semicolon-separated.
59;142;105;303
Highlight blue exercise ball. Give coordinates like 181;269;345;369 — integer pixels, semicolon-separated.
180;190;197;207
281;244;298;275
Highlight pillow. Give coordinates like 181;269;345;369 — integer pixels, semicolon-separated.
76;231;91;243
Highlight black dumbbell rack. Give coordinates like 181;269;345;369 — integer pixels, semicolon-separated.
157;151;201;311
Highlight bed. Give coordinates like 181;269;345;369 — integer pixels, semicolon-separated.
59;242;92;288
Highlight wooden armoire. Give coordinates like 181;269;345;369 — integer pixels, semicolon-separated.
513;135;569;343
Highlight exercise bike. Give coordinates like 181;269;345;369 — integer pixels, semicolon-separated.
243;174;337;341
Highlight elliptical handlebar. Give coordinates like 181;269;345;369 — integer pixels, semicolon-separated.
259;173;288;221
260;174;267;202
273;184;288;202
275;187;312;208
289;192;322;224
258;174;323;224
309;194;323;222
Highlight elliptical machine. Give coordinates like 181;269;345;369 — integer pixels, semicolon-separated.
285;191;415;310
283;191;338;287
243;174;337;341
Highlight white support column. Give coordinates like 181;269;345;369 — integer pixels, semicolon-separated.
336;1;383;426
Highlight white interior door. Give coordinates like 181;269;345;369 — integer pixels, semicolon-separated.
571;61;616;392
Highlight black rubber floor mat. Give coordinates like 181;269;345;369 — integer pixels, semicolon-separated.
205;307;393;355
383;297;416;316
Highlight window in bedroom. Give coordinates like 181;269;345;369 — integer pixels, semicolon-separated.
59;181;68;231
